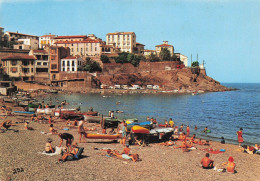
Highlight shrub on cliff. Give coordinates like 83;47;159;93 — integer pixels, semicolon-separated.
81;57;102;72
159;48;171;61
191;61;199;67
100;55;110;63
115;52;143;67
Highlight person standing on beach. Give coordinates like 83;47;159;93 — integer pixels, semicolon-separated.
186;125;190;137
78;120;87;143
58;133;74;151
169;118;174;128
237;128;244;147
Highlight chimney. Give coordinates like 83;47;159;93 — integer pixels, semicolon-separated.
163;41;168;45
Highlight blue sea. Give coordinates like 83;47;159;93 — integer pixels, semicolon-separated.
40;83;260;145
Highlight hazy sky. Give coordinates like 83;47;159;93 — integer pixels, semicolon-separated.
0;0;259;83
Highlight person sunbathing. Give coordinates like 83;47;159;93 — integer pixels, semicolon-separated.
113;145;140;162
58;142;79;163
198;139;210;145
174;140;190;152
221;156;236;173
201;153;214;169
45;138;55;153
0;120;13;130
189;134;198;144
134;136;143;146
159;140;175;146
178;132;186;141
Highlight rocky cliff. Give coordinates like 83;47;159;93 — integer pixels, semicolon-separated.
98;68;230;92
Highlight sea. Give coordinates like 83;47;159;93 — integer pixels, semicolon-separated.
39;83;260;145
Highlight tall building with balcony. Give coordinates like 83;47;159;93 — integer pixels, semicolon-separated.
39;34;56;49
54;35;103;58
106;32;136;53
61;56;82;72
155;41;174;56
29;50;49;82
1;54;36;81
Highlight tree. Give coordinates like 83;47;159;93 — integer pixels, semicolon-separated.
191;61;199;67
100;55;110;63
115;52;129;63
82;57;102;72
147;53;161;62
159;48;171;61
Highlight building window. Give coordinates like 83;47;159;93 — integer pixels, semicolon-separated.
62;68;65;71
95;47;97;51
43;62;48;66
81;48;83;52
51;64;57;69
86;47;88;51
72;61;75;66
67;61;70;66
72;67;74;71
11;61;17;66
71;48;73;52
11;67;17;73
31;68;34;72
62;61;65;66
37;62;41;66
77;48;79;52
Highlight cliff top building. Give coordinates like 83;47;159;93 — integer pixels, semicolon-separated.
155;41;174;56
39;34;56;49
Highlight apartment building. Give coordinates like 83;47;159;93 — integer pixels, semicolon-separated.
46;46;70;82
1;54;36;81
155;41;174;56
14;39;39;50
29;50;49;82
54;35;103;57
61;56;82;72
39;34;56;49
4;31;39;48
106;32;136;53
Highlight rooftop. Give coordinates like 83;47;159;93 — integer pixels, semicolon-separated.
2;54;36;60
32;50;48;54
40;34;56;38
62;56;78;60
54;35;88;39
55;39;102;44
155;44;173;47
6;31;38;37
136;42;145;46
107;32;135;35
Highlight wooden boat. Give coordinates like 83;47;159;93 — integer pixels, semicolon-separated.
13;111;35;116
86;133;120;139
84;115;103;123
131;126;150;134
53;109;77;117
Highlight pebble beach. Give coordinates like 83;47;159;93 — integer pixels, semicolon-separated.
0;97;260;181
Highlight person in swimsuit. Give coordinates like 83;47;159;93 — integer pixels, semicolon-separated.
201;153;214;169
78;120;87;143
169;118;174;128
113;145;140;162
237;128;244;147
45;138;55;153
58;142;79;162
58;133;74;151
186;125;190;137
0;120;12;130
222;156;236;173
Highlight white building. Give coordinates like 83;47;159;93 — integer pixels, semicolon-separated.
13;38;39;50
39;34;56;49
61;56;82;72
175;53;188;67
106;32;136;53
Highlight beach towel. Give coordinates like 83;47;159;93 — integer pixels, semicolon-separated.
38;147;66;156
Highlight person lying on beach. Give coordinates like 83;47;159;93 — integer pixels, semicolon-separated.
58;142;79;163
31;114;38;122
134;136;143;146
198;139;210;145
49;124;58;134
174;140;190;152
221;156;236;173
201;153;214;169
0;120;13;130
159;140;175;146
189;134;198;143
113;145;141;162
58;133;74;151
45;138;55;153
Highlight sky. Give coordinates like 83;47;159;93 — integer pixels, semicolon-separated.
0;0;259;83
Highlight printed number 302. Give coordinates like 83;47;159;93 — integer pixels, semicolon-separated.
13;168;24;174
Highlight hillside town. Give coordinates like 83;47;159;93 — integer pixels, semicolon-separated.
0;27;227;94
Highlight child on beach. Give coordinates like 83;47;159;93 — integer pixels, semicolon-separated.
221;156;236;173
201;153;214;169
49;124;58;134
45;138;55;153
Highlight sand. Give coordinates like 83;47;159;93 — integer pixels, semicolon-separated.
0;101;259;181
